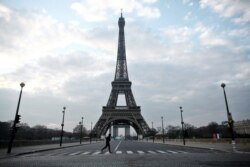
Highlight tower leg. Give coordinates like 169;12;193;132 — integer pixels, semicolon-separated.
113;125;118;138
125;125;130;139
109;124;112;134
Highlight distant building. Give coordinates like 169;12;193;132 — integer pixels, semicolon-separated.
234;120;250;135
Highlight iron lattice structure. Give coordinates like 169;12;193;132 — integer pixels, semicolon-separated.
92;13;150;137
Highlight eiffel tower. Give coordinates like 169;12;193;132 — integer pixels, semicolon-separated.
92;12;150;138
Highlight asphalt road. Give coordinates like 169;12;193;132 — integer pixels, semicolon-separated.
0;140;250;167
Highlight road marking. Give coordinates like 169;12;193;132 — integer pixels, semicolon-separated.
69;151;82;156
114;140;122;152
18;149;193;157
58;152;69;156
104;151;110;155
127;151;133;154
48;153;60;156
157;150;166;154
116;150;122;154
148;150;156;154
177;150;188;154
92;151;101;155
166;150;178;154
20;153;40;157
137;150;145;154
81;151;90;155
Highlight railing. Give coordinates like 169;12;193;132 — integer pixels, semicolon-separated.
115;106;128;109
103;106;141;110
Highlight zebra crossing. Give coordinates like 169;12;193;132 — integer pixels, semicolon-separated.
21;150;189;157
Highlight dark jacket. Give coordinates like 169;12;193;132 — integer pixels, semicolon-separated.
106;135;111;143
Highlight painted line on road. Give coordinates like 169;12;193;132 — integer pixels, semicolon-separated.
166;150;178;154
114;140;122;152
48;152;61;156
20;153;40;157
69;151;82;156
116;150;122;154
127;151;133;154
104;151;110;155
148;150;156;154
92;151;101;155
57;152;69;156
157;150;166;154
81;151;90;155
177;150;188;154
137;150;145;154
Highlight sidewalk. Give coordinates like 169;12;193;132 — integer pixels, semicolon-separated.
142;139;250;153
0;141;98;159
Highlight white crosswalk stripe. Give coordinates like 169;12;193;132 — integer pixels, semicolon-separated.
148;150;156;154
137;150;145;154
57;152;70;156
127;151;133;154
92;151;101;155
69;151;82;156
157;150;166;154
48;153;61;156
116;150;122;154
177;150;188;154
166;150;178;154
104;151;110;155
20;153;40;157
81;151;90;155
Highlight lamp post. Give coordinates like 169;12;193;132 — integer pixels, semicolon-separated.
80;117;84;144
152;121;155;143
221;83;235;145
161;116;165;143
7;82;25;154
180;106;185;145
90;122;92;144
60;107;66;147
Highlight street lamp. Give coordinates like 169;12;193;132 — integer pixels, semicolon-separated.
80;117;84;144
60;107;66;147
7;82;25;154
90;122;92;144
152;121;155;143
161;116;165;143
180;106;185;145
221;83;235;145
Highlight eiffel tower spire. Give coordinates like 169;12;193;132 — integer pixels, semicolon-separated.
114;9;128;81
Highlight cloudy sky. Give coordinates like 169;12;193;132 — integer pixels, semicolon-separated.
0;0;249;133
